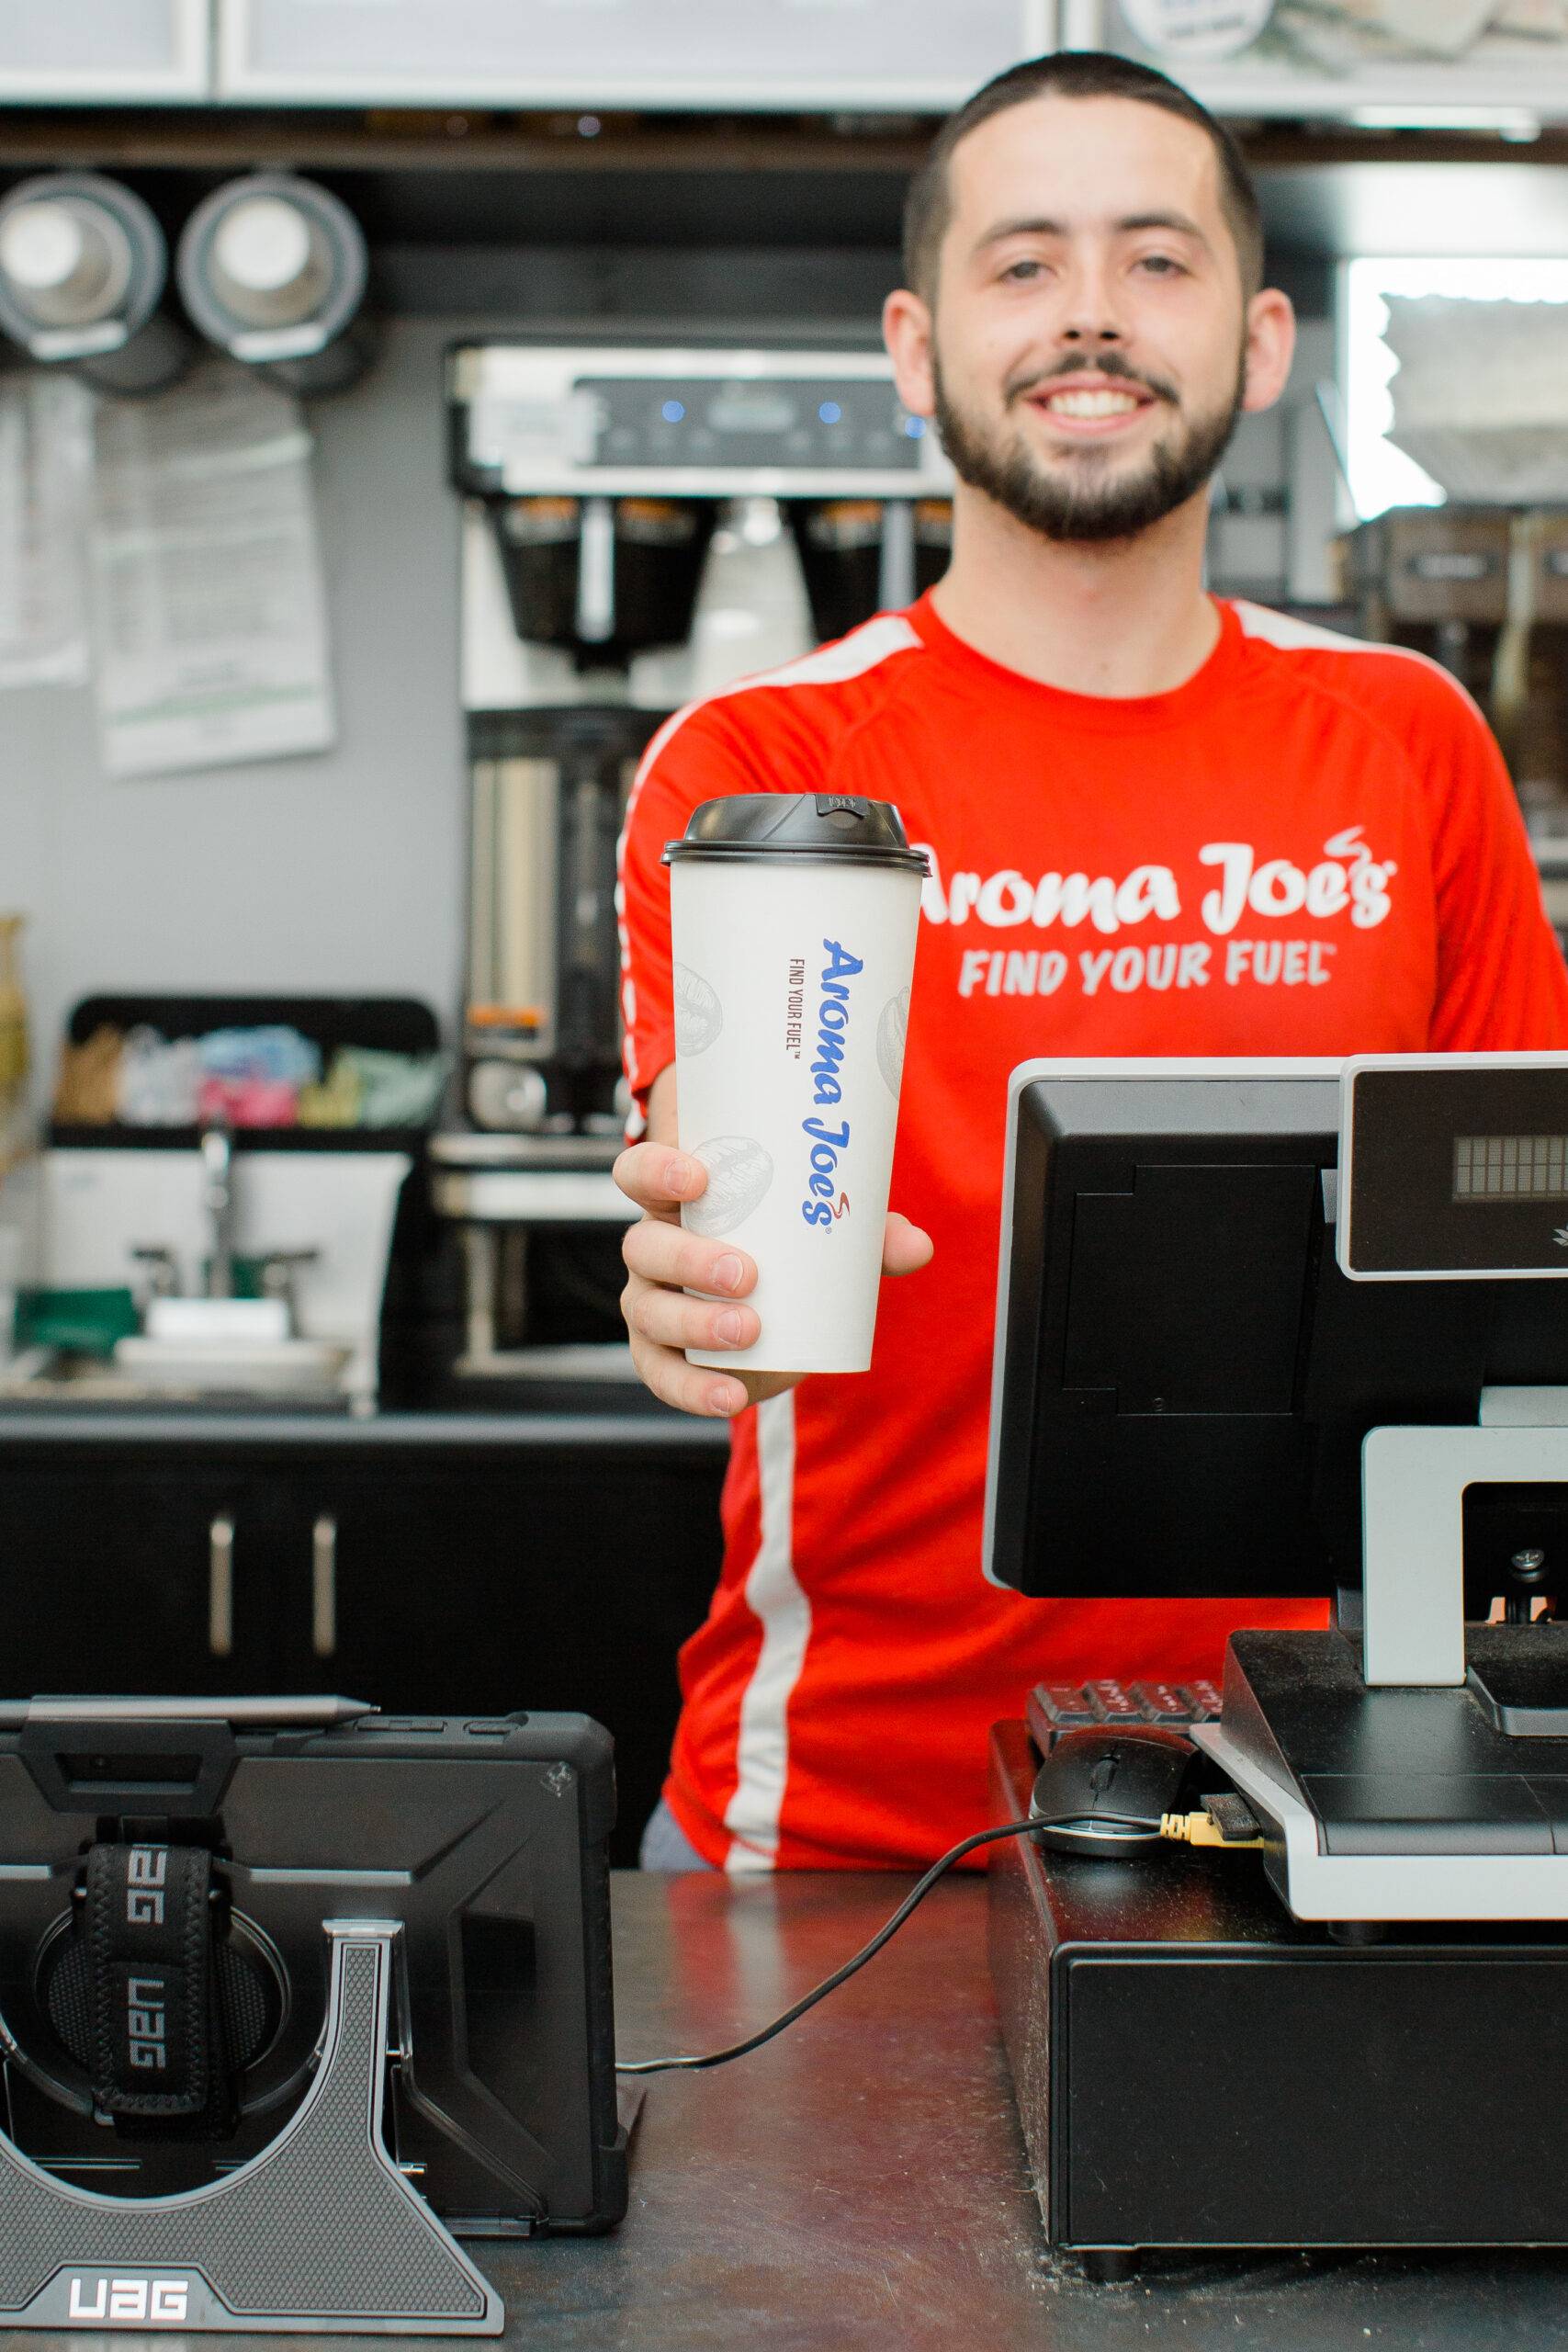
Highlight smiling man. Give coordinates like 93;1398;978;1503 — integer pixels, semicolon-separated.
615;53;1568;1875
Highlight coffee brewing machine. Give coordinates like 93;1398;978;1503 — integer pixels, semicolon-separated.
1343;507;1568;852
436;340;952;1379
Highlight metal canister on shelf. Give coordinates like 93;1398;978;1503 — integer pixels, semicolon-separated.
466;1008;550;1134
0;174;194;395
176;174;377;398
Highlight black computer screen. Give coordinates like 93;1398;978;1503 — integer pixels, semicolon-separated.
983;1063;1568;1604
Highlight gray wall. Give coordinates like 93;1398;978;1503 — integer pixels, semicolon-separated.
5;316;468;1118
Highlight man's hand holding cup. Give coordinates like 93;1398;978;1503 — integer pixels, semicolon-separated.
616;1125;933;1419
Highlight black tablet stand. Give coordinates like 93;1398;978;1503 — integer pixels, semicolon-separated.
0;1922;502;2335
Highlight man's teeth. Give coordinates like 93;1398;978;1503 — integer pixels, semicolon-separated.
1044;388;1141;418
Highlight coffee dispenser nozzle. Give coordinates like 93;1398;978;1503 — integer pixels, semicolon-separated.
576;496;616;646
879;499;916;609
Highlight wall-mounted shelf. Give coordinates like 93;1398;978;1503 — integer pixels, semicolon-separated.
0;0;209;105
1092;0;1568;132
213;0;1052;113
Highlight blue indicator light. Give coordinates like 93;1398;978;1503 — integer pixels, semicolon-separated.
661;400;685;424
903;415;926;438
818;401;842;424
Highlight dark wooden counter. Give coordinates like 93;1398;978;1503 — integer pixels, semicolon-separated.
7;1870;1568;2347
0;1408;726;1447
491;1871;1568;2352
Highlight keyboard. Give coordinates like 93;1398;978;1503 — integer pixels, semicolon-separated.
1026;1678;1221;1753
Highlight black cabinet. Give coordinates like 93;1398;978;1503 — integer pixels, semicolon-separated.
0;1421;727;1862
263;1451;726;1854
0;1463;281;1696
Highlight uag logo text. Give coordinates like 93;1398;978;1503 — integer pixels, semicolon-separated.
66;2275;189;2323
127;1845;167;1926
127;1974;167;2070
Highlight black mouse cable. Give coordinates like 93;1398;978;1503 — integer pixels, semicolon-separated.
615;1816;1045;2077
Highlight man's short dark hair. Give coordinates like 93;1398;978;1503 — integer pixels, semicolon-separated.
902;51;1264;304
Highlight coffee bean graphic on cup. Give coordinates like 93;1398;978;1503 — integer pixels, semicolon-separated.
876;988;910;1099
673;964;724;1057
683;1136;773;1238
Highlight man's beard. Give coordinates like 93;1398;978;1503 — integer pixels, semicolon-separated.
931;345;1247;546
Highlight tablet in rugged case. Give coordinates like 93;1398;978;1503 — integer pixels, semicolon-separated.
0;1703;625;2236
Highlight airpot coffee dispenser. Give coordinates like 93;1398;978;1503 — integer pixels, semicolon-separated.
439;339;952;1378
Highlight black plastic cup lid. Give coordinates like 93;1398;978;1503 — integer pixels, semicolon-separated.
663;794;930;873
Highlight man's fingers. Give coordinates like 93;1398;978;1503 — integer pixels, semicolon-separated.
616;1177;761;1420
626;1282;761;1356
626;1329;749;1419
613;1141;709;1216
616;1162;925;1420
622;1217;756;1298
882;1212;935;1278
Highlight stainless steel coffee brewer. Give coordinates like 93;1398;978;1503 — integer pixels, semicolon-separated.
439;339;953;1377
1343;505;1568;880
1341;507;1512;721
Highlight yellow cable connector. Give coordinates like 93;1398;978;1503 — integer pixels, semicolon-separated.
1159;1809;1265;1851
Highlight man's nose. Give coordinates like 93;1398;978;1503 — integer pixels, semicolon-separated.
1055;255;1125;345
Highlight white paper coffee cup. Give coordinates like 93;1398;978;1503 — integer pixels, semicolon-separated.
664;794;927;1376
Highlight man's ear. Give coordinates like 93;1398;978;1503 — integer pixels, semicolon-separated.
883;287;937;421
1240;287;1296;417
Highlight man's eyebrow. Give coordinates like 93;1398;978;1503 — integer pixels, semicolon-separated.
1115;209;1213;249
972;216;1066;254
972;209;1214;254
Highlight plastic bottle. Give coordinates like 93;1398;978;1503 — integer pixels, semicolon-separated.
0;917;27;1122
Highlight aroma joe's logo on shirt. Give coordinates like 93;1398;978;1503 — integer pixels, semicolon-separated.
910;827;1396;1002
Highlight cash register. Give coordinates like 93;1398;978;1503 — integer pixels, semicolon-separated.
983;1052;1568;2272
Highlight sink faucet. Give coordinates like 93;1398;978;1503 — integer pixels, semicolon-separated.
133;1130;319;1333
200;1122;236;1299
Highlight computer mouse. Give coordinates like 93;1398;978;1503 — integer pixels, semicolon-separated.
1029;1725;1201;1857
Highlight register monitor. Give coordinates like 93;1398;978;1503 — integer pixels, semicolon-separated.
984;1053;1568;1926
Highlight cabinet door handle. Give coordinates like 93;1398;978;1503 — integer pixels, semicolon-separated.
209;1516;234;1657
311;1515;338;1658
